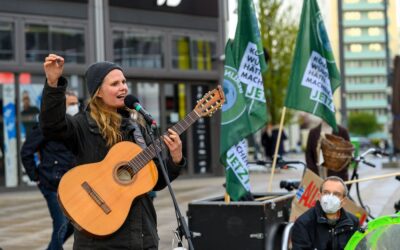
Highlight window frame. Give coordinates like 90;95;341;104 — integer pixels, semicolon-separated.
111;25;166;70
0;16;17;65
169;30;218;72
22;15;88;65
110;23;218;73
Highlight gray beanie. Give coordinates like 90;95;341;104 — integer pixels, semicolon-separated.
85;61;123;97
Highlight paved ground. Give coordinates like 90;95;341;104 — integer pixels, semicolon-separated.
0;154;399;250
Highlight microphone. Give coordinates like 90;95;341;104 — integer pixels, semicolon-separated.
124;95;157;126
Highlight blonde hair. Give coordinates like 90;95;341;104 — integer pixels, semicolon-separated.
88;93;122;147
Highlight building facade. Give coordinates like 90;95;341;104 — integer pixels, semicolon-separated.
0;0;227;188
330;0;398;139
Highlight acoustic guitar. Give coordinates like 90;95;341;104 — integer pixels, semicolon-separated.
57;86;225;237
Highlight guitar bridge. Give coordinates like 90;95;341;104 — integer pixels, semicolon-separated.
81;181;111;214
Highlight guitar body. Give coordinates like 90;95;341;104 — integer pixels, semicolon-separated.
58;141;158;237
57;85;225;237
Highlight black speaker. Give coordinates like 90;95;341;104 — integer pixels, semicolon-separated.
187;192;294;250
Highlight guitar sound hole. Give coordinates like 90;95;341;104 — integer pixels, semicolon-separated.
116;165;134;182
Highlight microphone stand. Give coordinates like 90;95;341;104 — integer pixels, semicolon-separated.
146;123;194;250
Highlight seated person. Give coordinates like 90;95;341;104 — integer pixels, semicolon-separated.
291;176;359;250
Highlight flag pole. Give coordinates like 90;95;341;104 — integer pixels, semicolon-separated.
224;193;230;204
344;172;400;185
268;106;287;192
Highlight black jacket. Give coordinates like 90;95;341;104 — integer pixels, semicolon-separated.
20;124;76;191
291;201;359;250
40;77;186;250
305;124;350;181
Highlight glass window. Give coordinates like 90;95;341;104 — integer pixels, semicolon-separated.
350;44;362;52
0;21;14;61
137;82;160;124
368;27;382;36
345;28;362;36
50;26;85;63
368;11;384;20
172;36;217;71
20;86;41;139
346;59;386;68
172;36;190;70
25;24;48;62
25;24;85;63
369;43;382;51
190;39;216;71
344;12;361;20
113;30;163;69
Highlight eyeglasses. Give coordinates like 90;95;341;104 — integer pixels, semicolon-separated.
321;190;344;198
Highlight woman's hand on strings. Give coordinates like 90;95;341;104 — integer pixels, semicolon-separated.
163;128;183;165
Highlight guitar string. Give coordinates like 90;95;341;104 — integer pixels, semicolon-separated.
119;110;200;177
127;111;197;173
118;110;200;178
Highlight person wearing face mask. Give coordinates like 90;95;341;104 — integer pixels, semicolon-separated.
20;91;79;250
291;176;359;250
65;91;80;116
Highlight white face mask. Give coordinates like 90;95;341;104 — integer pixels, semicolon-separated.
66;104;79;116
320;194;342;214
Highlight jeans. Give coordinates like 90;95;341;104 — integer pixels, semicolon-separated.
39;184;74;250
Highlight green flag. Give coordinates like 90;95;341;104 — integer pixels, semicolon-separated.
284;0;341;132
220;0;268;201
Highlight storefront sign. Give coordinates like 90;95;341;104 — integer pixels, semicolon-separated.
110;0;218;17
157;0;181;7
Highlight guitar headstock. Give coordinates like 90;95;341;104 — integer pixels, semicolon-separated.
194;85;225;117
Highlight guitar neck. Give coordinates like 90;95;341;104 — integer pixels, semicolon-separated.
168;110;201;136
128;110;200;171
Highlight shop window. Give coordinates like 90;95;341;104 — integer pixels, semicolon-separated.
25;24;85;63
172;36;217;71
0;21;14;61
113;30;163;69
137;82;160;124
